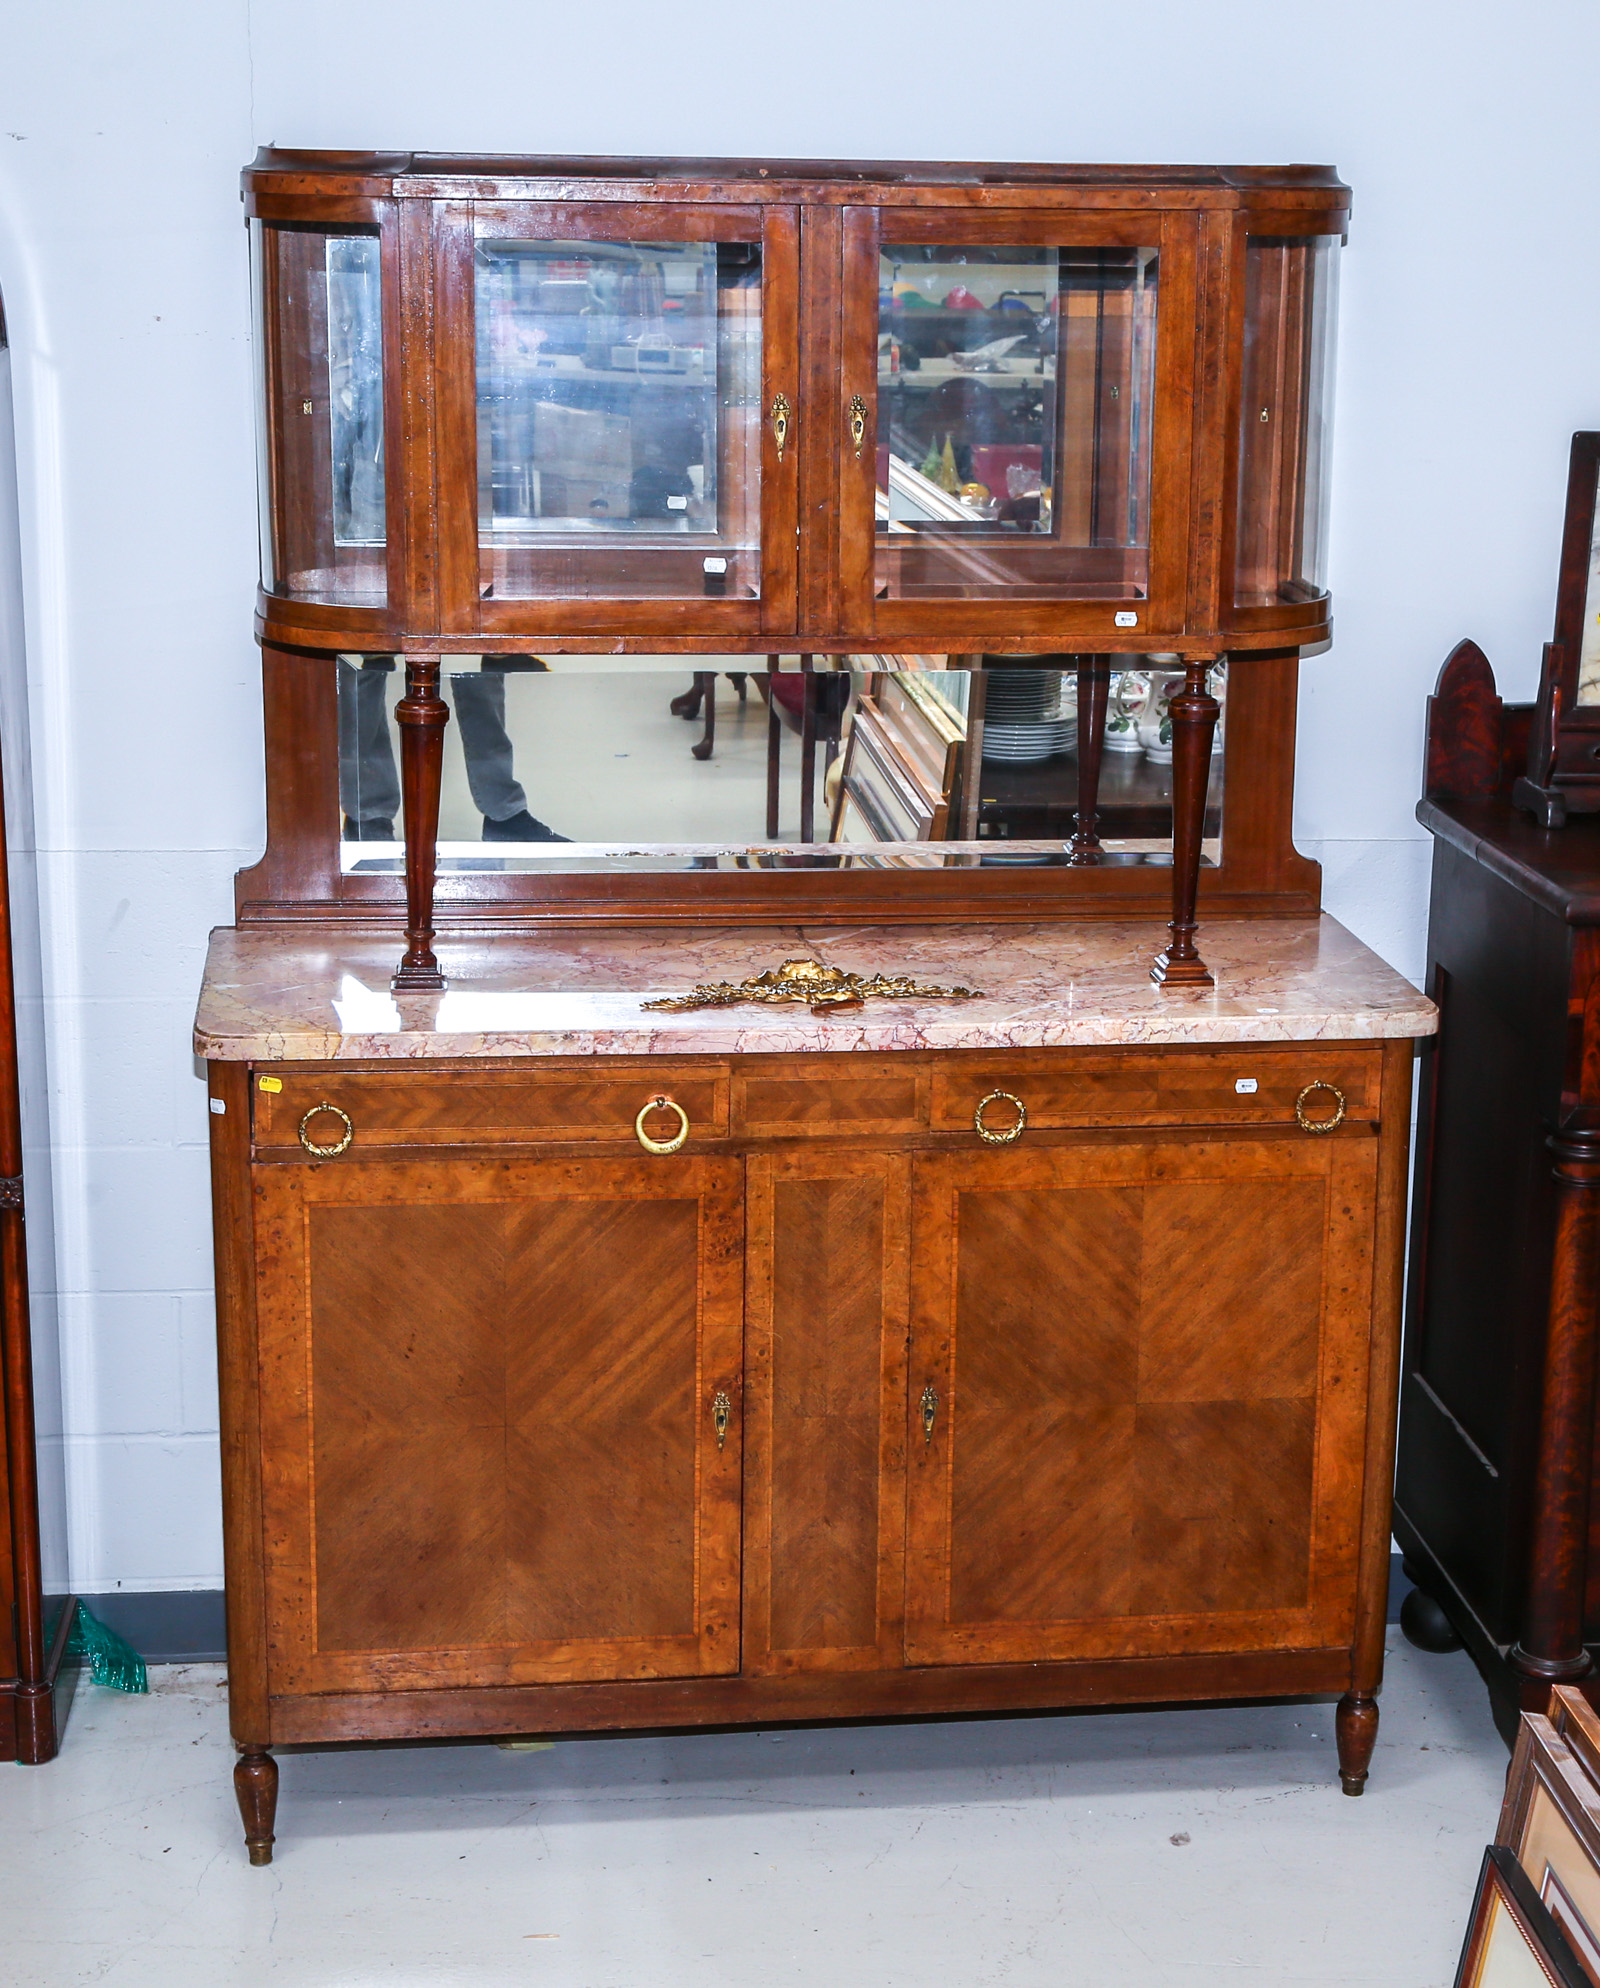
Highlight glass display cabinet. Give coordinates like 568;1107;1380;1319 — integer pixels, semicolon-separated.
243;153;1346;989
207;161;1441;1870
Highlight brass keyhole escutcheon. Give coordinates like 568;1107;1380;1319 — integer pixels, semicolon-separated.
635;1094;690;1155
712;1389;732;1451
770;392;791;463
848;395;868;458
973;1090;1026;1146
297;1102;354;1157
1294;1081;1347;1134
921;1384;938;1446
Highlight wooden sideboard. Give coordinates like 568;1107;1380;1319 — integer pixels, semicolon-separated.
197;917;1431;1862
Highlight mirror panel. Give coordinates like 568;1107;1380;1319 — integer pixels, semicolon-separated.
336;656;1223;876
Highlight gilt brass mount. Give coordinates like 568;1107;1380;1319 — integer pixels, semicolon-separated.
642;957;981;1017
712;1389;732;1450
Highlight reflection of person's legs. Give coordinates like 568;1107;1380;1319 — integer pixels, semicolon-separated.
450;669;528;822
337;655;400;835
451;661;569;842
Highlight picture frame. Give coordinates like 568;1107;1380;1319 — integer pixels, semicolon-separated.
1514;433;1600;827
1497;1699;1600;1986
1457;1846;1591;1988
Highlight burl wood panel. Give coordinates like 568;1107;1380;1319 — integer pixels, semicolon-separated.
254;1154;743;1693
905;1133;1375;1667
743;1152;909;1673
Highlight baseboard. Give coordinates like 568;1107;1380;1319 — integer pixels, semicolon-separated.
69;1565;1408;1672
77;1590;226;1664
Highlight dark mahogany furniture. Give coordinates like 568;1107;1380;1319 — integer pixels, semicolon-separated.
202;154;1437;1865
1398;640;1600;1738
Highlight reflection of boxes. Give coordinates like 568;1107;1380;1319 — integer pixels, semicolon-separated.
531;402;632;518
609;341;705;373
537;472;632;521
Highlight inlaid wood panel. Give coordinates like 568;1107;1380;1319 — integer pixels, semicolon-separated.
254;1153;743;1693
930;1046;1382;1134
743;1151;909;1672
905;1133;1376;1666
733;1060;927;1140
252;1065;729;1152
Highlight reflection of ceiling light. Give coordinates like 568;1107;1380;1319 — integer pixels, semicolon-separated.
332;974;400;1034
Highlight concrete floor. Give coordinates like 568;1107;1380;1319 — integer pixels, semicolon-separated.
3;1639;1506;1987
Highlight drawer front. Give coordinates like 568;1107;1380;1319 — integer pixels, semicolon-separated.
931;1047;1384;1134
733;1060;928;1140
251;1065;730;1154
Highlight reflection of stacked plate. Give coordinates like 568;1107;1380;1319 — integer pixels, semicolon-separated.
981;664;1076;763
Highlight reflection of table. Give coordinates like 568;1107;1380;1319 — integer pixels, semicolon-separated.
976;747;1222;842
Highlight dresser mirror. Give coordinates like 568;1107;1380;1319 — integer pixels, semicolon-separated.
333;654;1224;877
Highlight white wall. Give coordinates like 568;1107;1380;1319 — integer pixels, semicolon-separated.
0;0;1594;1591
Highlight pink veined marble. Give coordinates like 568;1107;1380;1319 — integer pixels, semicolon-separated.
194;916;1436;1062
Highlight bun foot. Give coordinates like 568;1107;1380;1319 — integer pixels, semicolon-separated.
1400;1584;1464;1654
1336;1691;1379;1796
235;1745;278;1865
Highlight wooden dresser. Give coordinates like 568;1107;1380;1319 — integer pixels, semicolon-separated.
196;917;1431;1861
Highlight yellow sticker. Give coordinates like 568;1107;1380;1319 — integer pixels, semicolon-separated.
258;1076;283;1093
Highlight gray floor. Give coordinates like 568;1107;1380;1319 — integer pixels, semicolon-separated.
4;1640;1506;1987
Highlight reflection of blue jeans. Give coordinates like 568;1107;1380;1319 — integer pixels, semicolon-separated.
338;657;529;824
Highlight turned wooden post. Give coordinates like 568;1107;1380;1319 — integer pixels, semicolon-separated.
234;1746;279;1866
392;656;449;993
1069;655;1111;864
1511;1125;1600;1695
799;657;818;844
1151;659;1221;988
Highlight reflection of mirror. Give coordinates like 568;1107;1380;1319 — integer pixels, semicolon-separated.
336;655;1223;874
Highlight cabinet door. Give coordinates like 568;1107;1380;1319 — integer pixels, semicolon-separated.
834;205;1197;649
254;1153;743;1694
905;1134;1376;1666
435;200;799;641
743;1151;910;1673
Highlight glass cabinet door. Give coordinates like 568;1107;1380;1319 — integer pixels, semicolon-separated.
443;205;798;636
252;221;390;607
837;210;1193;645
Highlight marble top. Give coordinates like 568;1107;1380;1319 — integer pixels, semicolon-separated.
194;917;1435;1062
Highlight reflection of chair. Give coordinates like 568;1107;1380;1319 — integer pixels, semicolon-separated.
669;671;750;760
669;661;849;840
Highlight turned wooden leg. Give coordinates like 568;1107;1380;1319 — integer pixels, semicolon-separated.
234;1746;279;1866
1511;1127;1600;1697
1151;659;1221;989
1069;656;1110;864
691;673;717;761
1336;1692;1379;1796
763;659;781;839
729;671;748;702
392;657;449;993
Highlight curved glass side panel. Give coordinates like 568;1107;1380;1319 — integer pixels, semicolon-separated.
876;245;1158;602
252;222;386;605
335;656;1221;876
475;239;761;601
1234;235;1340;609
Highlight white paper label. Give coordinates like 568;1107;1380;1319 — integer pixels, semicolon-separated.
1114;611;1138;628
703;556;728;574
209;1097;227;1114
1234;1077;1258;1094
667;495;688;511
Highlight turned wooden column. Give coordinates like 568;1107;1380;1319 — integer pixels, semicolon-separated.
1068;656;1111;864
234;1746;279;1866
392;656;449;993
1151;659;1221;988
1510;1124;1600;1695
799;658;818;843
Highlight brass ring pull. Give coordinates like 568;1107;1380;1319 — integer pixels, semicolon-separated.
973;1090;1026;1146
770;392;791;463
635;1094;690;1155
298;1102;354;1157
848;395;868;458
1294;1081;1347;1134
